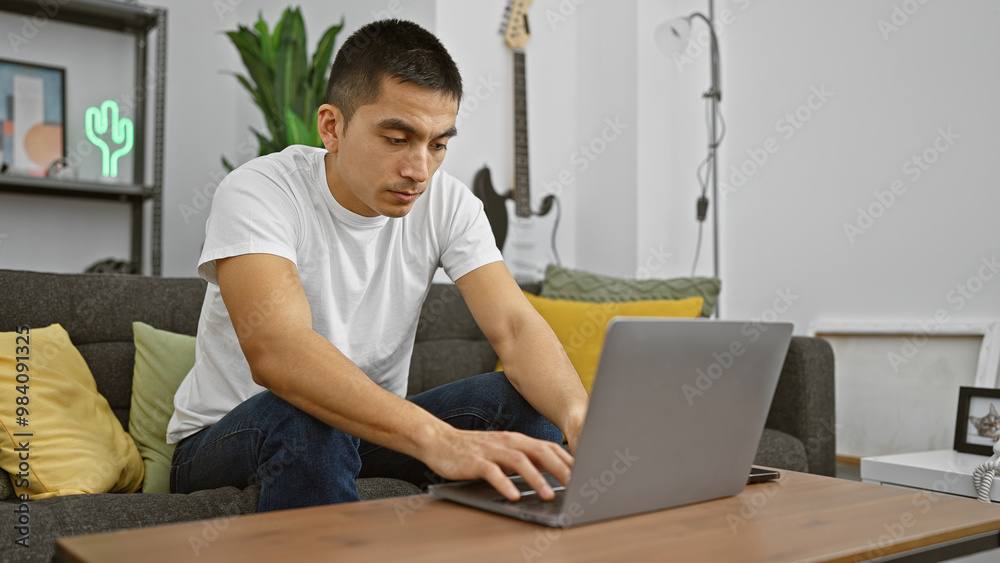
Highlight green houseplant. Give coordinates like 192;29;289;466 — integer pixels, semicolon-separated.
222;8;344;170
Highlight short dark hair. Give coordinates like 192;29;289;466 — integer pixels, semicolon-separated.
326;19;463;128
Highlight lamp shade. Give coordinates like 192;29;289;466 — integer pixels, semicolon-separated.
654;17;691;55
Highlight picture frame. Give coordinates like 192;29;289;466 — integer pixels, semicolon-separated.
0;58;66;176
955;386;1000;456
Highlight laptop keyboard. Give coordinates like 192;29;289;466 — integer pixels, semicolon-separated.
493;486;567;516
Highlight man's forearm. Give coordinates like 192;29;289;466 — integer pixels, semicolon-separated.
495;316;589;449
248;325;450;461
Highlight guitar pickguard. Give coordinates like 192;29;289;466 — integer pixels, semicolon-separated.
502;198;559;282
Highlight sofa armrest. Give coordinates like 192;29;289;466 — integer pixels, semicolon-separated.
765;336;836;476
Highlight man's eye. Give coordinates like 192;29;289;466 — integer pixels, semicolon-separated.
386;137;406;145
433;143;448;151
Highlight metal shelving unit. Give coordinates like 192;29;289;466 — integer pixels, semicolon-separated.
0;0;167;275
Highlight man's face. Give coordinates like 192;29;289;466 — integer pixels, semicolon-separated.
320;77;458;218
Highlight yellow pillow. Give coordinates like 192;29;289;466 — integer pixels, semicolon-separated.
498;293;704;393
0;324;144;499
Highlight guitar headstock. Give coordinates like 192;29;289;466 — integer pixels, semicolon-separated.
501;0;532;50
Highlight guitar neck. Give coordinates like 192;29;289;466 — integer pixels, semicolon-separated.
513;49;531;218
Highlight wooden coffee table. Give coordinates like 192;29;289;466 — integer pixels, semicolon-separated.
56;470;1000;562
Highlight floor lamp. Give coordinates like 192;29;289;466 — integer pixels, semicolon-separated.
655;1;723;318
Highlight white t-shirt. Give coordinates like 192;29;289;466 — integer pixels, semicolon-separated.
166;145;502;444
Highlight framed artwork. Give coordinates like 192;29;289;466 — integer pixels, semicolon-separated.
0;58;66;176
955;386;1000;456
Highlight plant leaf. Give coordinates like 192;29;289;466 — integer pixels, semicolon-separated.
270;8;288;54
254;12;275;76
273;7;308;122
283;107;310;146
289;9;309;119
229;72;260;104
310;16;343;103
272;10;292;121
227;27;279;132
222;8;345;160
308;112;323;147
250;127;279;155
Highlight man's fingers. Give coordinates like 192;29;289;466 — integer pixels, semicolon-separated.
556;443;574;466
509;435;573;488
495;449;555;501
482;463;520;501
488;435;573;498
539;442;574;485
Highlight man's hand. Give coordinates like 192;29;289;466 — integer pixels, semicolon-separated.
421;426;573;501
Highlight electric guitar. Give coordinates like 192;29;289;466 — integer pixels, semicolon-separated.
472;0;559;282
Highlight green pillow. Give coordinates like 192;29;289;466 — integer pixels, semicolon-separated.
540;264;721;318
130;322;195;494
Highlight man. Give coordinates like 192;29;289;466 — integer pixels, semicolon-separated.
167;19;588;512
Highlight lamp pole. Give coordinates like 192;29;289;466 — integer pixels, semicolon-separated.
684;3;722;317
656;1;723;317
706;0;720;318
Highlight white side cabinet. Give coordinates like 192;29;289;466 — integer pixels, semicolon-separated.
861;449;1000;503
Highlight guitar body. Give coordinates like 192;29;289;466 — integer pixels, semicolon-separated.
472;165;509;251
503;197;559;282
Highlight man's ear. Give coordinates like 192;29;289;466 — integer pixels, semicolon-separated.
317;103;342;153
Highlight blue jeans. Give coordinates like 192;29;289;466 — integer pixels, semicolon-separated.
170;371;561;512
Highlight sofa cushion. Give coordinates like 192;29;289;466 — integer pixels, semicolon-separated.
754;428;809;473
0;270;208;431
130;322;197;494
407;339;499;397
0;324;144;499
540;263;721;318
357;477;421;500
500;292;704;393
0;484;259;562
408;283;543;396
0;471;11;500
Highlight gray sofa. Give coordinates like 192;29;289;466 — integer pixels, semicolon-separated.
0;268;834;562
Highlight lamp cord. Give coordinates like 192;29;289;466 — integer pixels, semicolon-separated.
691;90;726;277
549;197;561;266
690;222;704;278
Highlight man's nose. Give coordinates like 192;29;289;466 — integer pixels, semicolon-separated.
401;147;430;183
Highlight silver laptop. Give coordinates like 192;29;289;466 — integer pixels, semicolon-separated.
429;317;793;527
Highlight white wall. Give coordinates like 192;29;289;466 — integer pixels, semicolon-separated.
3;0;998;334
435;0;580;278
3;1;999;458
636;0;1000;336
573;1;639;277
0;0;436;276
0;14;137;272
631;0;1000;457
161;0;436;277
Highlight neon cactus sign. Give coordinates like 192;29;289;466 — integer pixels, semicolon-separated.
84;100;133;178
